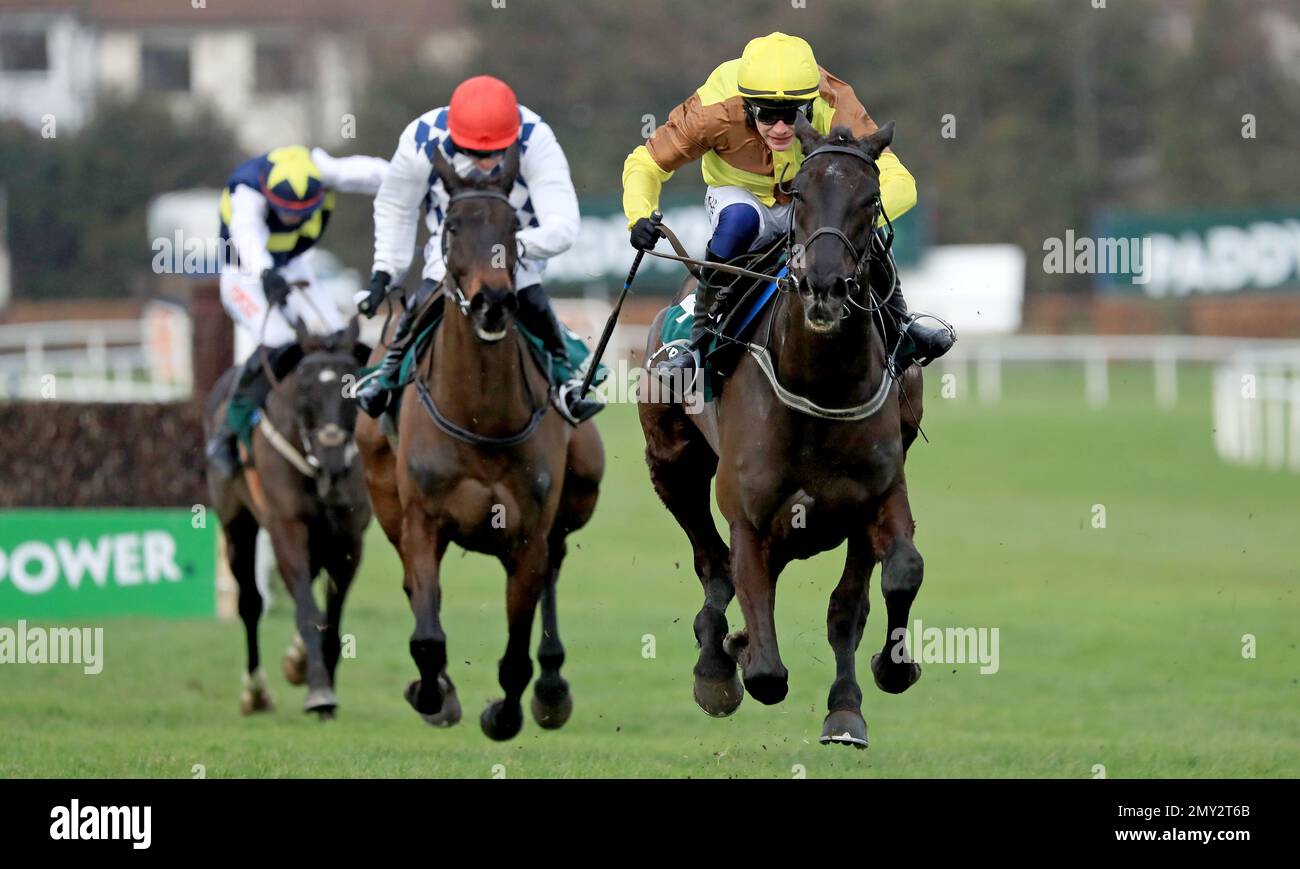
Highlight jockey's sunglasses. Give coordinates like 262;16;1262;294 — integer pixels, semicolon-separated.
746;100;813;126
460;146;508;160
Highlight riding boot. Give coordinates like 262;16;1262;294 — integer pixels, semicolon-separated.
355;280;438;418
206;350;275;477
655;245;731;380
516;283;604;425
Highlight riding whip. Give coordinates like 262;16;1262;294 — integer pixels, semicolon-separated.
579;210;661;397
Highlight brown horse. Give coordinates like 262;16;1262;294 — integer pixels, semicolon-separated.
206;315;373;719
639;120;925;747
356;145;604;741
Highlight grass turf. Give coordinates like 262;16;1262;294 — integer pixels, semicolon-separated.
1;363;1296;778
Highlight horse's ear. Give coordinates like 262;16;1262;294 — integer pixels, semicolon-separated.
293;317;315;352
859;121;895;161
433;147;461;195
496;142;521;192
794;114;823;155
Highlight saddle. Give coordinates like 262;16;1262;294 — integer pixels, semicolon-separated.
658;243;788;402
360;296;608;427
657;234;904;404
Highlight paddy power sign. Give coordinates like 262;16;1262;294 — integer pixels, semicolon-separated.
0;511;215;619
1095;207;1300;297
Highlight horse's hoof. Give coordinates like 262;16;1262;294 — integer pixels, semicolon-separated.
303;687;338;717
693;668;744;717
742;669;789;706
239;669;274;715
282;635;308;686
820;709;869;749
870;653;922;694
530;689;573;730
480;698;524;742
404;677;461;727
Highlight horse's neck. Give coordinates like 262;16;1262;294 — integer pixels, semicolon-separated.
428;310;538;432
772;295;885;407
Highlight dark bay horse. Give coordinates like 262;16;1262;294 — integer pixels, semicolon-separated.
356;145;604;741
206;316;373;719
639;120;925;747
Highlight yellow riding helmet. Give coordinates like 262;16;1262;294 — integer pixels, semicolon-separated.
736;32;820;101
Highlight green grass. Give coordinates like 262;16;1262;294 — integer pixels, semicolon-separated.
2;363;1296;778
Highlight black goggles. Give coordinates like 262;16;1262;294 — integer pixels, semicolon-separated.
460;146;508;160
745;100;813;126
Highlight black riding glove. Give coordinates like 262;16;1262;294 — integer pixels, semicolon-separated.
357;271;391;316
261;268;290;309
629;217;663;252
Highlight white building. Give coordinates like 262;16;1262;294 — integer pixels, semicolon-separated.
0;0;473;151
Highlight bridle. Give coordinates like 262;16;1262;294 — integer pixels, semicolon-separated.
260;350;361;480
439;187;521;316
737;141;901;422
413;184;553;448
783;143;898;312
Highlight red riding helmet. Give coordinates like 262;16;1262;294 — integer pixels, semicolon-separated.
448;75;521;152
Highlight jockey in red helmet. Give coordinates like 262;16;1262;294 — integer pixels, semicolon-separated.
355;75;602;425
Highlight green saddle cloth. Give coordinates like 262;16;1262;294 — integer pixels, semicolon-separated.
363;313;608;419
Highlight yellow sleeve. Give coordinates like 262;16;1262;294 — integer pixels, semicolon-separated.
876;150;916;226
622;145;675;229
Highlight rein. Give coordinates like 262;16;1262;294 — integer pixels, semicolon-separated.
412;185;553;448
653;140;901;422
258;356;361;480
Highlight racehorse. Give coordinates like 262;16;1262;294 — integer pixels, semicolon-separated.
355;145;604;741
638;119;926;747
206;315;372;719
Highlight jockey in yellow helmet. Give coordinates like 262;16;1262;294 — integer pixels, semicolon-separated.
623;32;953;378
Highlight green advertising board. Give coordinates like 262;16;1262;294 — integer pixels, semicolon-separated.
0;510;216;619
1095;206;1300;297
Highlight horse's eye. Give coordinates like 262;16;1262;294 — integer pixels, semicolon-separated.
445;219;459;235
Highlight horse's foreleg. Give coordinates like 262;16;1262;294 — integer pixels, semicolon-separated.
226;512;272;715
869;478;924;694
321;537;361;690
268;518;336;717
531;534;572;729
482;540;548;742
821;535;876;747
729;520;788;705
401;505;460;726
645;439;740;717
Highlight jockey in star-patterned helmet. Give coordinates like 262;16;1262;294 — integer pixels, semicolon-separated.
206;144;390;477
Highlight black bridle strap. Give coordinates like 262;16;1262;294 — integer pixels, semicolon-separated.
416;187;553;449
414;373;549;448
788;144;890;293
447;189;514;207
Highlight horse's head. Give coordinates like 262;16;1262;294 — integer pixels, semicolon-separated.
433;144;522;343
788;117;896;334
290;316;371;503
